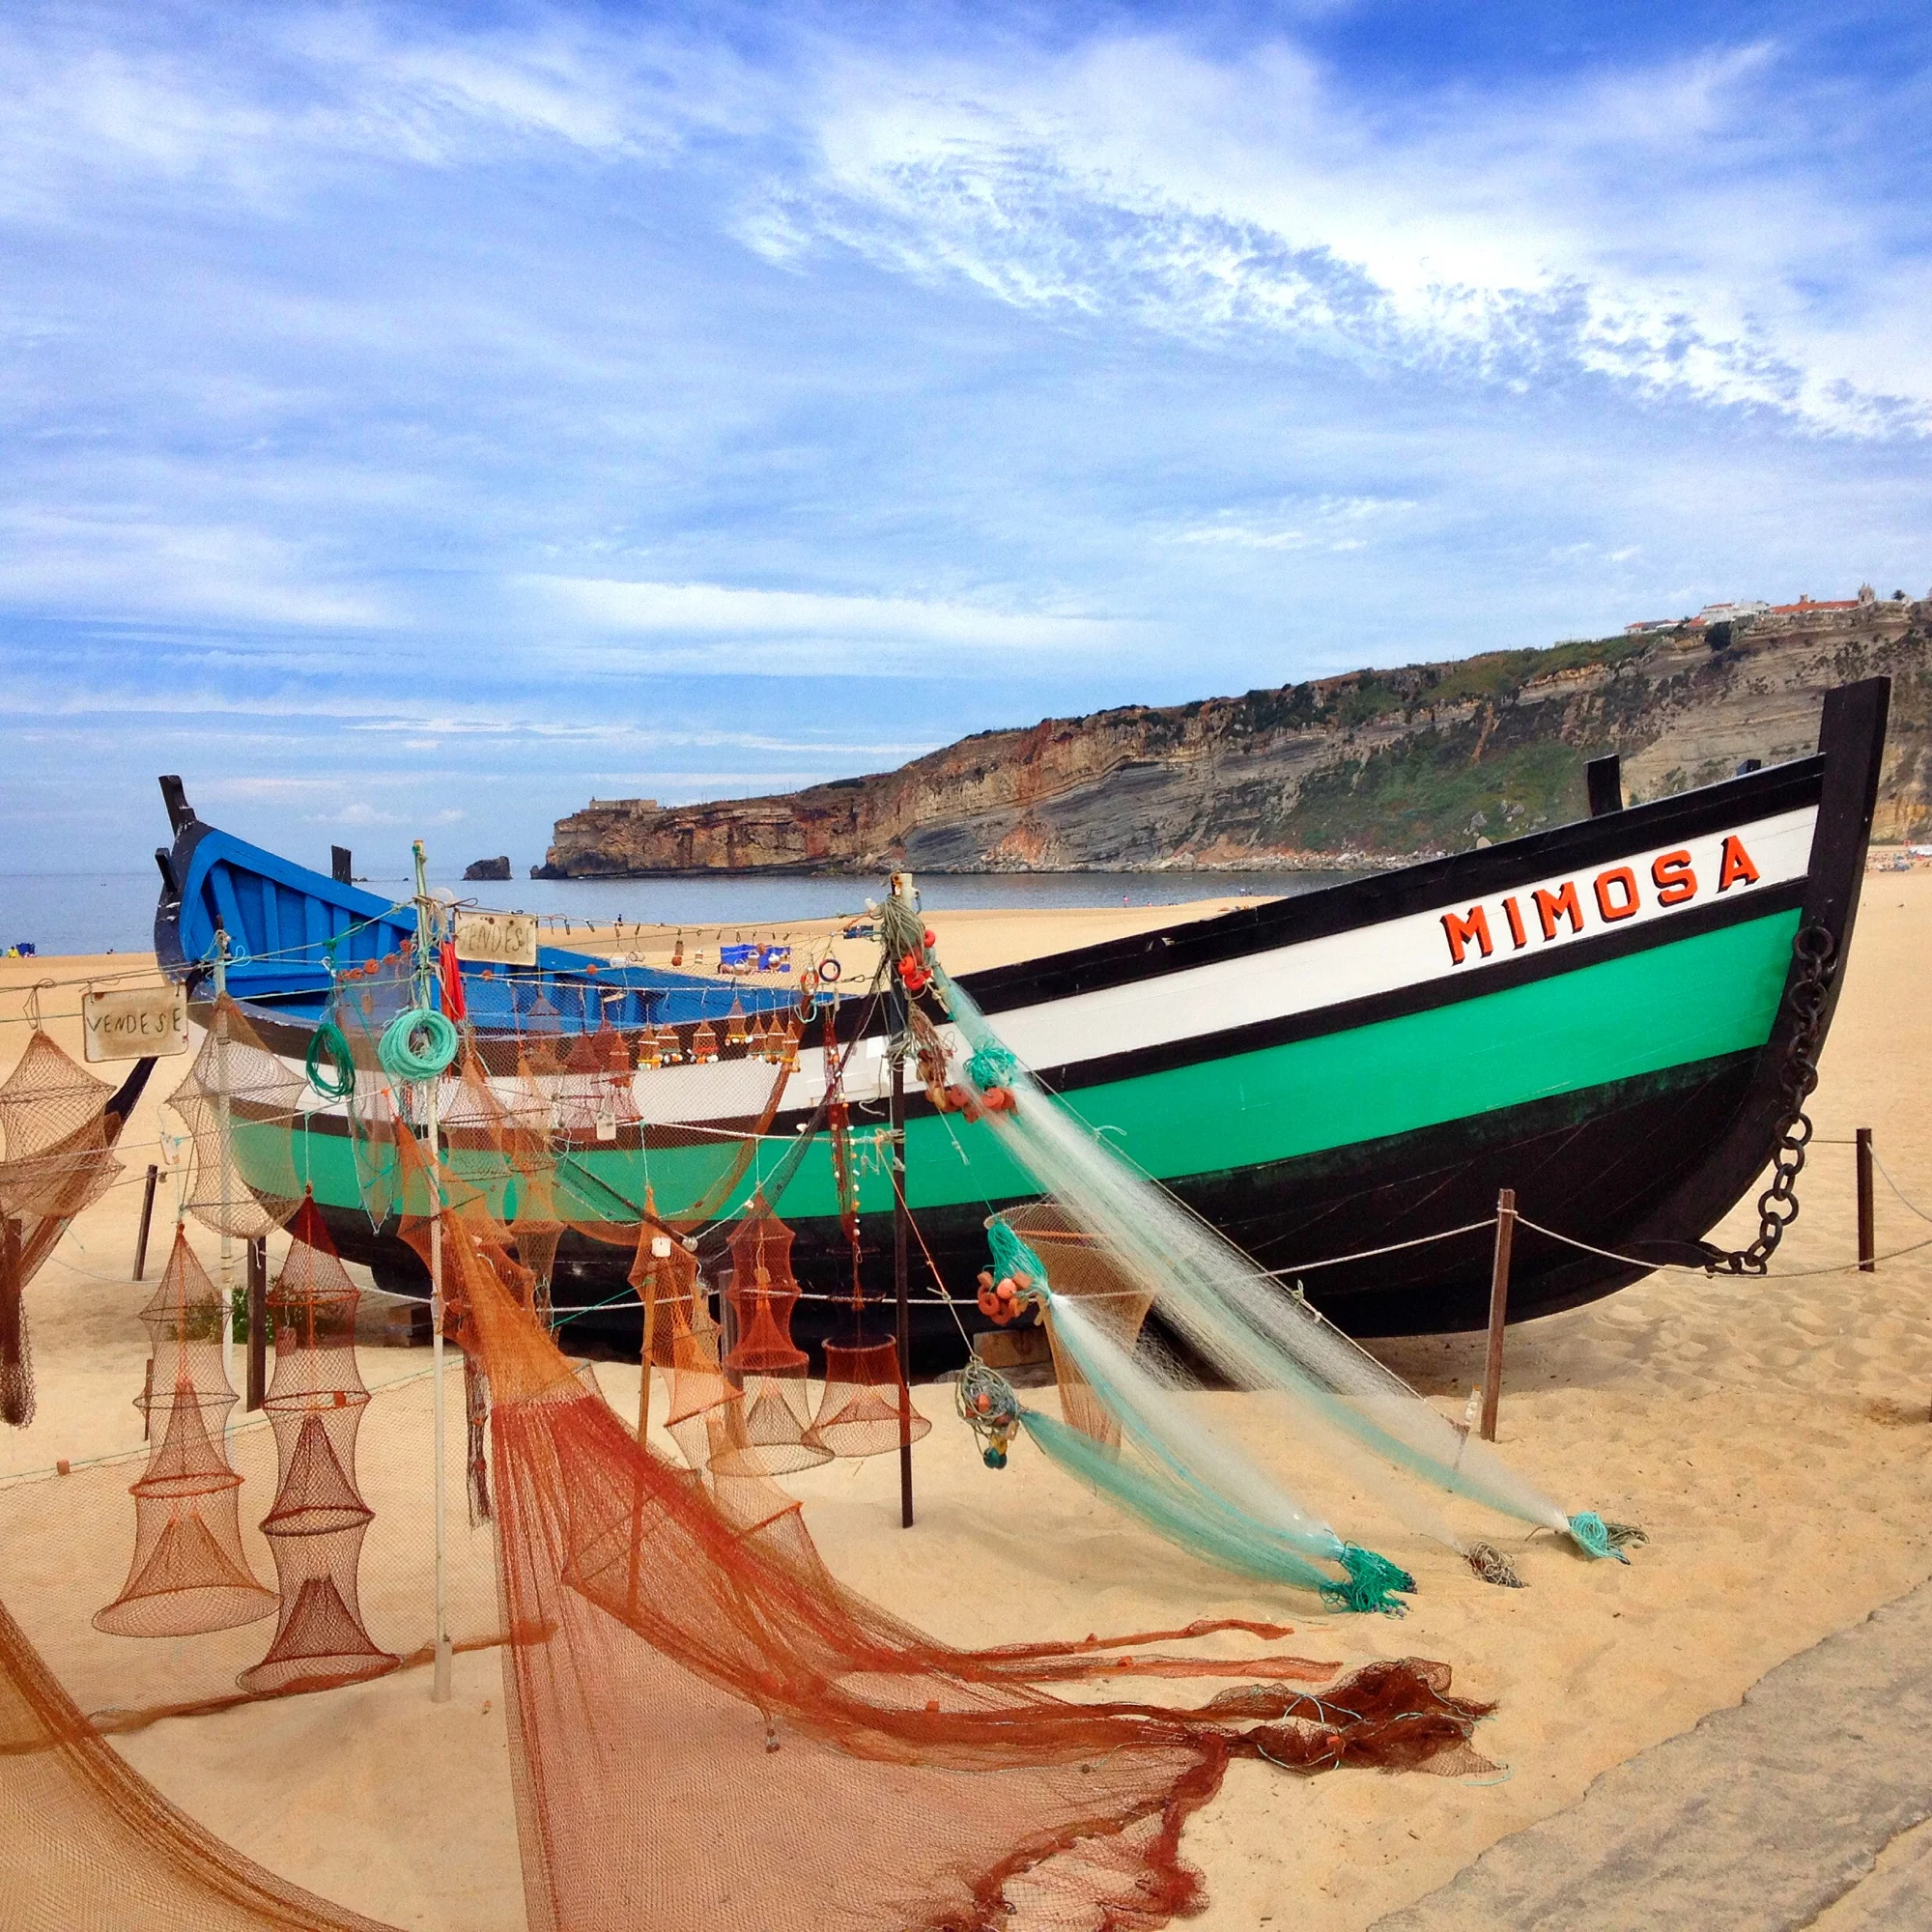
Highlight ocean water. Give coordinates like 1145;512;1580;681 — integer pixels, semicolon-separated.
1;867;1349;958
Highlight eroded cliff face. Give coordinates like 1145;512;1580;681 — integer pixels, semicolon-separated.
543;600;1932;875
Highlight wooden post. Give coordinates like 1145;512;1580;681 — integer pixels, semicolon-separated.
1479;1188;1516;1443
637;1293;654;1448
132;1164;159;1281
891;1040;914;1529
245;1236;268;1411
1857;1128;1875;1273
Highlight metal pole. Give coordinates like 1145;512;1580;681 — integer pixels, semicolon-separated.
213;930;235;1396
1479;1187;1516;1443
1856;1128;1876;1273
413;838;452;1704
245;1236;267;1411
132;1164;158;1281
891;1033;913;1529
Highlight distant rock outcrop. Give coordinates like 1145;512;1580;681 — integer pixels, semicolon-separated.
543;595;1932;875
463;856;512;881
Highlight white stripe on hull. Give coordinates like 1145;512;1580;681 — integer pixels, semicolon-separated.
210;806;1815;1131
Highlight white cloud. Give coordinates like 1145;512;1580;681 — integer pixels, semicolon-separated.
0;510;385;627
756;33;1932;436
1167;494;1417;552
523;574;1133;654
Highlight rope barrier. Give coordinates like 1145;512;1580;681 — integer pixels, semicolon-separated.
1512;1212;1932;1280
1258;1218;1500;1279
1869;1145;1932;1228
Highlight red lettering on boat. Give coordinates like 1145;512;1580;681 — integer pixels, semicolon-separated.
1440;906;1493;965
1501;896;1527;950
1532;881;1584;942
1717;836;1760;892
1652;850;1697;905
1594;867;1639;921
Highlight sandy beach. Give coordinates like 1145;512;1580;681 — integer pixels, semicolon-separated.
3;877;1930;1928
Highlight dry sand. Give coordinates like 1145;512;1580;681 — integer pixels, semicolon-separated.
2;876;1930;1928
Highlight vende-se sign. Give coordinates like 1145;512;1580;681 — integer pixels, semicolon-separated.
82;984;188;1062
453;910;540;968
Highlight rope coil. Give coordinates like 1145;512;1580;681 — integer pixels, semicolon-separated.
304;1021;356;1100
377;1007;459;1085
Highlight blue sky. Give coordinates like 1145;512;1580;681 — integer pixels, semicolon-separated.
3;1;1928;875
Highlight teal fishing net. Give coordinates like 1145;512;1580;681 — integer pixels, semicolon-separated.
939;969;1632;1572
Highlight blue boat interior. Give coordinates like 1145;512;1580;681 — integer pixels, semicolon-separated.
159;820;828;1033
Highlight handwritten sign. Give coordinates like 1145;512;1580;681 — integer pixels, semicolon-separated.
453;910;539;968
82;984;188;1062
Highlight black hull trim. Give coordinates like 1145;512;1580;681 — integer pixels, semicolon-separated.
331;1047;1765;1357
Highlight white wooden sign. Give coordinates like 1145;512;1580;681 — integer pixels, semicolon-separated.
453;910;540;968
82;984;188;1062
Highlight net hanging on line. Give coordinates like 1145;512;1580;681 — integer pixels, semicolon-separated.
712;1197;832;1478
937;967;1637;1571
239;1195;400;1696
395;1140;1496;1932
169;994;305;1239
95;1226;276;1639
806;1339;932;1460
0;1027;121;1219
0;1028;124;1428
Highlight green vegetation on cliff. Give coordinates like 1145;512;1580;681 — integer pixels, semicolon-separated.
544;602;1932;874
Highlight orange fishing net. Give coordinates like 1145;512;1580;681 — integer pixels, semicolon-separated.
0;1095;1500;1932
808;1339;933;1459
0;1029;126;1427
0;1595;396;1932
240;1197;398;1696
714;1198;832;1477
95;1227;276;1639
381;1131;1495;1931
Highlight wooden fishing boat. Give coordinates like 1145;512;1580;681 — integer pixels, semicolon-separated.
152;677;1889;1343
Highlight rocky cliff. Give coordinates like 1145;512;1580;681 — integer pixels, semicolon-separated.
543;595;1932;875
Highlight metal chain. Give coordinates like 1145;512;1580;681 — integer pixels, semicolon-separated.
1704;922;1836;1275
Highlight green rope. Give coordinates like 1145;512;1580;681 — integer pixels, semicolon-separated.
1319;1544;1417;1617
1567;1512;1645;1562
305;1020;355;1100
378;1006;459;1084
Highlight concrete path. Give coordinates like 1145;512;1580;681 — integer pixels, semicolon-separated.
1374;1573;1932;1931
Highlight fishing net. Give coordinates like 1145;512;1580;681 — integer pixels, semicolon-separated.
169;995;305;1239
328;954;797;1250
807;1339;932;1459
396;1149;1496;1932
239;1196;399;1696
0;1028;125;1426
95;1226;276;1638
969;1210;1411;1609
0;1029;121;1219
0;1060;1500;1931
0;1594;398;1932
712;1198;833;1477
627;1198;702;1445
1000;1206;1155;1454
938;970;1630;1572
